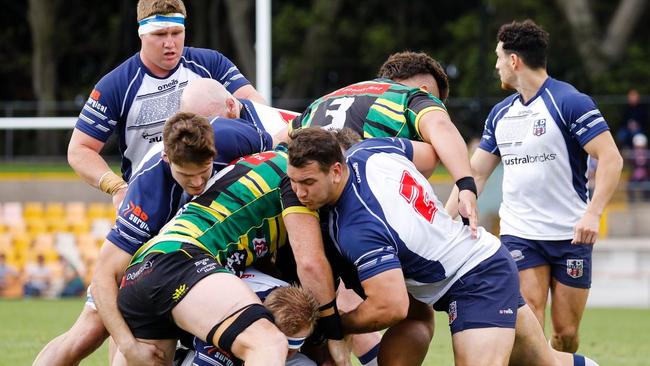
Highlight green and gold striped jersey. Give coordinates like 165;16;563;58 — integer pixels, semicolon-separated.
290;78;447;140
129;146;316;275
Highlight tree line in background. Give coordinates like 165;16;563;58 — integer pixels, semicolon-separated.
0;0;648;156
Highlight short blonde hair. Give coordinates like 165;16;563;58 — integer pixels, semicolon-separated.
264;286;320;336
137;0;187;21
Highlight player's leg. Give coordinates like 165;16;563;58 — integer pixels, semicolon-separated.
549;241;593;352
171;272;287;366
519;265;551;326
111;338;177;366
32;301;108;366
377;295;435;366
501;235;552;327
452;327;515;366
509;304;560;366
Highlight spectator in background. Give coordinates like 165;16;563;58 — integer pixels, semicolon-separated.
627;133;650;202
616;118;643;150
0;253;19;297
23;254;51;297
623;89;648;132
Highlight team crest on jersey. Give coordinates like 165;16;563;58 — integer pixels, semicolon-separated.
253;237;268;257
533;119;547;136
566;259;584;278
448;301;457;324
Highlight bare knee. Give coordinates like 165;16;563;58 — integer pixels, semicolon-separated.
552;327;579;353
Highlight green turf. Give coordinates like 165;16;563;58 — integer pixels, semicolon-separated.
0;299;647;365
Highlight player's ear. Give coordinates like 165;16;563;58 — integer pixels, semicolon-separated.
161;152;170;163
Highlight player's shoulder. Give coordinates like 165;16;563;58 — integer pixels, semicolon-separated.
95;52;143;91
543;77;596;111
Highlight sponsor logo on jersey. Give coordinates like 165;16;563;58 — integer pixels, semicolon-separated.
86;97;107;114
567;259;584;278
502;153;556;166
157;79;178;91
194;257;219;274
240;151;276;166
533;119;547;136
448;301;457;324
90;89;101;101
172;283;188;302
352;162;362;183
325;83;391;98
122;201;150;231
252;237;268;257
141;130;162;143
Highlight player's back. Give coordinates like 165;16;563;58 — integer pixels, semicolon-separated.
291;79;445;140
130;148;292;275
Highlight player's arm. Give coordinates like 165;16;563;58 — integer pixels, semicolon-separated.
68;129;127;209
341;268;409;333
418;110;478;237
233;84;267;105
445;148;501;218
575;131;623;244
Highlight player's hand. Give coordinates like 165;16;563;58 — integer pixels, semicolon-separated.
458;189;478;239
112;185;128;211
122;340;166;366
572;211;600;245
327;338;352;366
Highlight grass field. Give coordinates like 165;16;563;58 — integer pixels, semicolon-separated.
0;299;648;365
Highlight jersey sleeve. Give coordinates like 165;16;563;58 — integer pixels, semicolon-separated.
406;91;448;140
337;228;402;282
106;161;181;255
212;119;273;166
74;77;121;142
279;176;319;218
562;93;610;146
206;50;251;94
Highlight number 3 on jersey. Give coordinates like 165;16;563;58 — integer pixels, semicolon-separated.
399;170;437;222
323;97;355;129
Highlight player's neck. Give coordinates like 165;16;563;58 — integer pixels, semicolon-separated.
331;166;350;205
139;51;173;78
516;69;548;104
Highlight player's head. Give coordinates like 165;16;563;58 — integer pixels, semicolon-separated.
180;78;240;119
495;19;549;89
162;111;216;196
378;51;449;101
287;127;354;210
137;0;187;75
264;286;319;357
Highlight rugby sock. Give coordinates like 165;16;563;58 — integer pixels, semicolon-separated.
574;353;599;366
358;344;380;366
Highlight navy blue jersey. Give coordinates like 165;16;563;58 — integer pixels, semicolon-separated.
107;117;272;255
75;47;250;181
327;138;499;304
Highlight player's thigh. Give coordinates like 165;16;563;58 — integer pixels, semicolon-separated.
67;303;109;347
519;265;551;309
111;338;176;366
452;327;515;366
550;279;589;331
509;304;559;366
171;272;261;340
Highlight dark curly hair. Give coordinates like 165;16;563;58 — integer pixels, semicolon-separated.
378;51;449;101
497;19;549;69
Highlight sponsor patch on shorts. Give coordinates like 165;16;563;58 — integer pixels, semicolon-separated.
566;259;584;278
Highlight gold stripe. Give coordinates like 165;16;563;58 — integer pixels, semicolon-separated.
282;206;319;219
370;104;406;123
175;219;203;236
247;170;271;193
239;176;263;197
375;98;404;112
363;131;374;138
413;106;448;140
209;201;232;217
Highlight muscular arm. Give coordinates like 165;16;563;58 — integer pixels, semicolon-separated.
341;268;409;334
283;212;336;305
445;148;501;217
68;129;127;208
233;84;268;105
575;131;623;244
418;111;478;236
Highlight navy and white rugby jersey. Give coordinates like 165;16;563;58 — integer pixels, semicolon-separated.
479;77;610;240
328;138;499;305
75;47;250;181
106;117;272;255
